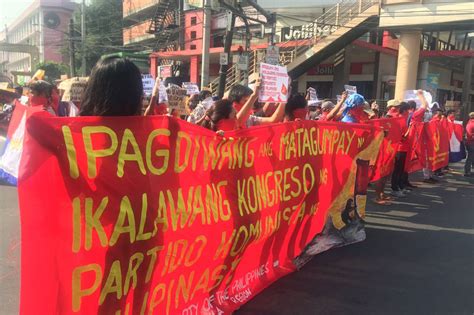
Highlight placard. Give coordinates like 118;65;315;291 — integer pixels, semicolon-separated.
265;45;280;65
259;62;289;103
166;84;187;112
142;74;155;96
182;82;200;95
219;52;228;65
344;85;357;95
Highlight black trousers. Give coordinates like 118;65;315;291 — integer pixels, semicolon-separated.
391;151;407;191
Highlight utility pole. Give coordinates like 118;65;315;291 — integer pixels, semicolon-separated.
81;0;86;76
217;12;236;98
200;0;211;89
69;19;76;77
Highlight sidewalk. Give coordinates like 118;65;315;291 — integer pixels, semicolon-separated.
237;163;474;315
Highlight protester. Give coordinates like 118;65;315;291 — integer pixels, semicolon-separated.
187;90;213;123
464;112;474;177
341;93;368;123
390;101;412;197
80;57;143;116
284;94;308;121
319;92;348;122
27;80;56;115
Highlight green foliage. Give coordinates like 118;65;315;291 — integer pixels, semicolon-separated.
35;61;69;82
74;0;124;74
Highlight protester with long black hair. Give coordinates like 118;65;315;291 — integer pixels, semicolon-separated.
80;56;143;116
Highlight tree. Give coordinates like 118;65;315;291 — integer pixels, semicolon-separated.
74;0;124;74
35;61;69;82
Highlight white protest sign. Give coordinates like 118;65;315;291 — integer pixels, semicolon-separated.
220;52;228;65
344;84;357;95
259;62;289;103
166;84;187;113
237;55;249;71
159;82;168;103
182;82;200;95
403;90;433;108
308;87;318;101
266;45;280;65
142;74;155;96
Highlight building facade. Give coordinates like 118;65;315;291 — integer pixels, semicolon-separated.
0;0;75;83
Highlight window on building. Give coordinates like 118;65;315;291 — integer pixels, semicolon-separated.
190;44;197;50
191;16;197;25
191;31;197;39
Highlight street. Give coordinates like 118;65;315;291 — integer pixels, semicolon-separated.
1;164;473;315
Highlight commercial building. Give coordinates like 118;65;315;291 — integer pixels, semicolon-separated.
0;0;76;83
123;0;473;112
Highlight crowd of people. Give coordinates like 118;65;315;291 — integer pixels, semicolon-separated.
1;56;473;194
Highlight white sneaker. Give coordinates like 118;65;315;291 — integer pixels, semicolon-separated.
391;190;406;198
402;189;411;194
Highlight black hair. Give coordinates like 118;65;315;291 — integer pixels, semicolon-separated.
446;109;455;116
399;102;410;114
187;94;200;111
80;57;143;116
14;85;23;96
407;100;417;110
198;90;212;102
228;84;253;104
285;93;307;120
199;99;233;131
28;80;53;98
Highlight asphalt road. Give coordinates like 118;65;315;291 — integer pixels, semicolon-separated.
0;164;473;315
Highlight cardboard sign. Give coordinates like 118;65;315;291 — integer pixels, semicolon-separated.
344;85;357;95
166;84;187;112
182;82;200;95
403;90;433;108
159;65;172;79
158;82;168;103
265;45;280;65
237;55;249;71
259;62;289;103
142;74;155;96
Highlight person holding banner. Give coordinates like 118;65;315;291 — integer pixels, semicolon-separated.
81;57;143;116
28;80;57;115
464;112;474;177
284;94;308;121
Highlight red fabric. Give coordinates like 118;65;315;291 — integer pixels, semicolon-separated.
153;103;168;115
216;118;238;131
18;115;380;315
233;102;251;129
29;95;48;107
411;108;425;123
405;122;426;173
424;119;450;170
465;119;474;145
292;109;308;121
368;117;404;181
397;112;410;152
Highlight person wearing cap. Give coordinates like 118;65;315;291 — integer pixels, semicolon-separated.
385;99;402;117
464;112;474;177
341;93;369;123
319;91;348;121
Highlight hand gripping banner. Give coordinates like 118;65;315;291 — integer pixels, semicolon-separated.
18;113;381;315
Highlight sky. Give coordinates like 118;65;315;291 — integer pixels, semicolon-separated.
0;0;34;29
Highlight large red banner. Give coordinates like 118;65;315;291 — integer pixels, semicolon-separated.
424;119;450;170
18;113;381;315
368;117;404;181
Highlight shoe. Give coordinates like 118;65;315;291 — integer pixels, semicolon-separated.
391;190;406;198
464;173;471;177
402;189;411;194
435;172;444;177
423;178;438;183
406;183;418;188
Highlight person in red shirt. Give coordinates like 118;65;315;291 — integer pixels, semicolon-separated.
390;101;411;197
464;112;474;177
